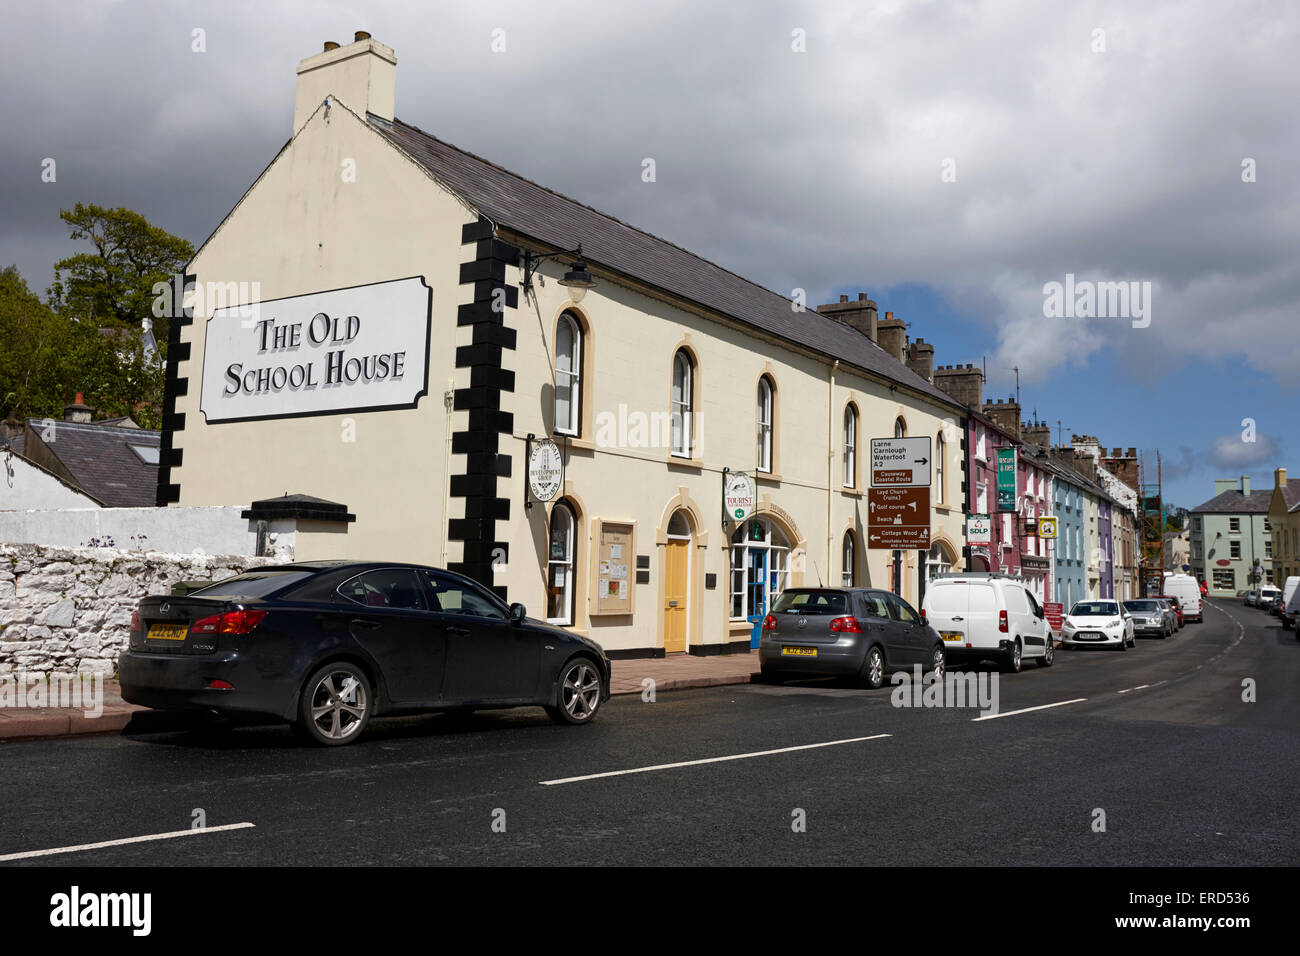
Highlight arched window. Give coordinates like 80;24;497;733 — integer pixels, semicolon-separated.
936;432;946;504
756;376;774;473
928;541;953;581
546;500;576;625
671;349;694;458
843;404;858;488
842;530;857;587
895;416;907;438
554;312;582;436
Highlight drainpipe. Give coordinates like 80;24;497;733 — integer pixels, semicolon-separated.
827;360;839;578
441;378;455;567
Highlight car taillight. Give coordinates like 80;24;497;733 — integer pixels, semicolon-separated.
999;609;1009;633
762;614;777;631
829;616;863;633
190;609;268;635
920;609;927;624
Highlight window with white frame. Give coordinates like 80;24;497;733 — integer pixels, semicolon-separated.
936;433;946;504
553;312;582;435
729;520;790;620
843;405;858;488
756;376;773;473
546;501;576;625
671;349;694;458
842;531;856;587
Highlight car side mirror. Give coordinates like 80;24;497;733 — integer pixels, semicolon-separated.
509;602;527;625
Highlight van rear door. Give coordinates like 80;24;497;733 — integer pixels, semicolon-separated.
925;582;968;648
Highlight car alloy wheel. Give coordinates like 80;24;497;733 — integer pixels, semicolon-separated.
1004;640;1022;673
1038;638;1054;667
931;646;945;683
861;646;885;690
552;658;602;725
299;662;371;746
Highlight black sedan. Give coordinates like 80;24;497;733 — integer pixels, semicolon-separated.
118;562;611;745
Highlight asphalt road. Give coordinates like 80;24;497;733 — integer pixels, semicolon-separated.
1;599;1296;866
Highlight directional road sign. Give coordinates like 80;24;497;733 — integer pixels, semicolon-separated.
867;487;931;549
870;437;932;487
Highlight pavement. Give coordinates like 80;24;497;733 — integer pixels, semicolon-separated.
0;650;762;743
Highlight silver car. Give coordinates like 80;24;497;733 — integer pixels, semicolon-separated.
759;587;944;689
1124;599;1172;638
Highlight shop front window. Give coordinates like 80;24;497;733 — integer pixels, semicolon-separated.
729;519;790;620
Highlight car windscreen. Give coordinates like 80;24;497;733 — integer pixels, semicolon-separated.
771;591;848;615
188;569;316;599
1125;601;1158;611
1070;601;1119;616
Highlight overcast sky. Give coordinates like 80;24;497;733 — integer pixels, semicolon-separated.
2;0;1296;508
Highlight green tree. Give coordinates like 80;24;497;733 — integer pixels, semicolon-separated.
0;265;69;420
46;202;194;347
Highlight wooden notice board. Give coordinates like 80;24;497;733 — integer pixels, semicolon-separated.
592;520;635;615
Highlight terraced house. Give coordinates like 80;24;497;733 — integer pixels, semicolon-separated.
157;32;968;658
1189;476;1273;595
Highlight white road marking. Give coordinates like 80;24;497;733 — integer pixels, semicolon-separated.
0;822;256;863
971;698;1087;722
540;735;892;786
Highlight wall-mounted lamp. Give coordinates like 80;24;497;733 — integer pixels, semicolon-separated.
522;244;597;304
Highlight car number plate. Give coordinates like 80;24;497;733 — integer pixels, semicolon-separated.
781;646;817;657
148;623;189;641
941;631;963;642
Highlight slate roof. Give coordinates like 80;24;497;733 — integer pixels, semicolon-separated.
370;115;963;411
1190;488;1275;514
25;420;161;508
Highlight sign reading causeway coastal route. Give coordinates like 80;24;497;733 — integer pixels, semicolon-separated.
870;437;932;487
200;277;431;424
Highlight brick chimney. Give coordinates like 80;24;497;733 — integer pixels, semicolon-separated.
876;311;907;363
933;363;984;408
294;31;396;133
905;338;935;383
64;391;93;423
981;396;1021;439
817;292;878;342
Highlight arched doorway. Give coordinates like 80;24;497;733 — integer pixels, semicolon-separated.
663;509;693;653
730;516;791;648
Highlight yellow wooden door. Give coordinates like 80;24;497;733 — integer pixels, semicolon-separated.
664;540;689;653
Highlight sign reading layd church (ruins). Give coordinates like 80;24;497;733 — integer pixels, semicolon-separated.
200;277;431;423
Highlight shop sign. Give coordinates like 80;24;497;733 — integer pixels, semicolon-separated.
996;447;1017;511
724;471;757;520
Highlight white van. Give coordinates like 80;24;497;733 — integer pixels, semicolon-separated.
1162;572;1203;622
923;573;1054;673
1280;576;1300;629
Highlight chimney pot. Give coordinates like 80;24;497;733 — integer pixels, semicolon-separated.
840;294;848;303
323;40;340;51
858;292;867;301
355;30;372;41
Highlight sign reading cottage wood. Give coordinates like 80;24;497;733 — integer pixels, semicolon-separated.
200;277;431;423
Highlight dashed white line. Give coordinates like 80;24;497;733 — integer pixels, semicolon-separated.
971;698;1087;721
540;735;892;785
0;822;256;863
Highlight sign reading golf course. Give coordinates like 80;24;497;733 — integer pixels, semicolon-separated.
200;277;431;424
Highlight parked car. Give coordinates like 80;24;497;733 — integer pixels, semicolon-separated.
1244;589;1259;606
1285;583;1300;635
921;572;1054;673
1155;594;1185;628
1124;599;1172;638
1061;599;1136;651
1270;594;1285;616
1200;580;1208;597
760;587;945;688
1256;586;1280;609
119;562;612;745
1280;577;1300;628
1162;572;1203;622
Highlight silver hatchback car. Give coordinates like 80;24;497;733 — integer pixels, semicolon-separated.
759;587;945;689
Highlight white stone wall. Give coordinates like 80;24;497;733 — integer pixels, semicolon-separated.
0;505;295;558
0;544;274;674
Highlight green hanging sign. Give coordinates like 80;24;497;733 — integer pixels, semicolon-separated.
996;447;1017;512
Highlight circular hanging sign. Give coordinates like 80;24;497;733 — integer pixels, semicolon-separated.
528;439;564;503
724;471;757;521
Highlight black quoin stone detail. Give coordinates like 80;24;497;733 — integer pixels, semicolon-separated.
447;218;521;594
155;273;194;507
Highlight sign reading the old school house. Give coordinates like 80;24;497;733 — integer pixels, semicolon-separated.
200;277;431;424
